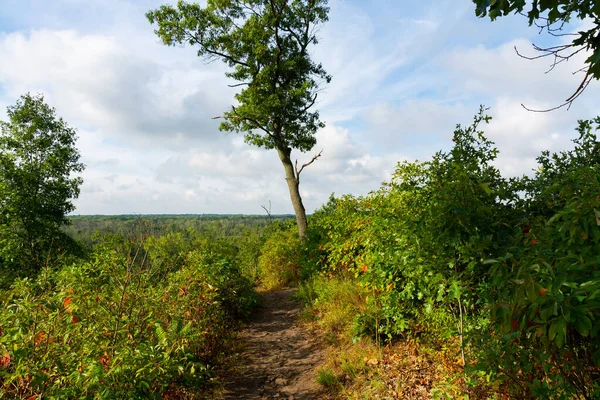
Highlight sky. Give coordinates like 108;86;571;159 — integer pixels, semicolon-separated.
0;0;598;215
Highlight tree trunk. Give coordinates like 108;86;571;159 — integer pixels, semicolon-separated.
276;145;308;240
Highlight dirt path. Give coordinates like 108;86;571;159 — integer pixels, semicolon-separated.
221;289;325;400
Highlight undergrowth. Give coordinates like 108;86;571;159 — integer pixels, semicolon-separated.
295;112;600;399
0;230;256;399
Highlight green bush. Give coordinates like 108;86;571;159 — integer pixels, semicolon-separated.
258;224;302;290
303;111;600;398
0;232;255;399
473;119;600;398
236;227;267;286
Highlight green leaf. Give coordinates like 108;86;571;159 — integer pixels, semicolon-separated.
526;284;537;302
574;315;592;337
549;317;566;348
539;305;556;321
479;182;493;195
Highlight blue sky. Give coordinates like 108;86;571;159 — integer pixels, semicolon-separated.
0;0;598;214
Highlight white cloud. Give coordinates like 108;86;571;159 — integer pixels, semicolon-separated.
0;29;233;148
1;1;599;215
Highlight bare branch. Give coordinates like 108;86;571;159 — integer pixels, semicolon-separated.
514;44;571;61
261;200;272;221
513;34;595;111
508;7;597;111
565;69;593;103
228;82;251;87
515;43;586;75
295;149;322;180
521;69;593;113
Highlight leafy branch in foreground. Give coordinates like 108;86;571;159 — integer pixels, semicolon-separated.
473;0;600;111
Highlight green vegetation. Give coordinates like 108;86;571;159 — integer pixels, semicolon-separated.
0;95;266;398
293;110;600;399
0;94;84;283
1;105;598;398
0;228;256;399
0;3;599;399
63;214;294;247
1;96;598;398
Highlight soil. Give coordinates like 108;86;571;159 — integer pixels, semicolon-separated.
220;289;326;400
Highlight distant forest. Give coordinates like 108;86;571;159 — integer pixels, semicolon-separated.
65;214;295;244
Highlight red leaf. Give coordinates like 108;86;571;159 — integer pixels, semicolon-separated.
35;332;46;346
64;297;72;308
361;264;368;273
99;353;110;367
0;353;10;368
72;316;79;324
511;319;519;331
27;395;38;400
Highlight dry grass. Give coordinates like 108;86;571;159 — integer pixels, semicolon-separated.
299;276;503;399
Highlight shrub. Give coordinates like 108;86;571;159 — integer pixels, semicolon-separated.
258;225;302;290
473;118;600;398
0;232;255;399
303;111;600;398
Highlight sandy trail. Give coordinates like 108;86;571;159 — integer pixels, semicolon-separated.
221;289;325;400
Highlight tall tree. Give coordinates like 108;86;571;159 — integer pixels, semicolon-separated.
0;93;84;274
473;0;600;110
147;0;331;239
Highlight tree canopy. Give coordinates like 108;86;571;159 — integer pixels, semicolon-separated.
0;93;84;273
147;0;331;239
147;0;330;151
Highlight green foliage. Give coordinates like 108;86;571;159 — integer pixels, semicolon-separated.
236;227;267;285
475;118;600;398
0;230;256;399
303;109;600;398
0;93;84;278
147;0;330;152
309;108;517;340
297;276;364;344
316;367;339;387
64;214;293;247
147;0;332;239
258;223;302;290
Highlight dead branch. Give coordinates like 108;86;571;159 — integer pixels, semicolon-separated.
212;115;240;120
261;200;272;221
228;82;251;88
295;149;322;181
510;10;596;112
521;68;593;112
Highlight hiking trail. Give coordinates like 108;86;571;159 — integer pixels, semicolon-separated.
221;289;325;400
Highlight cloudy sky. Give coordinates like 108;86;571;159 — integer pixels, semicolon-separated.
0;0;598;215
